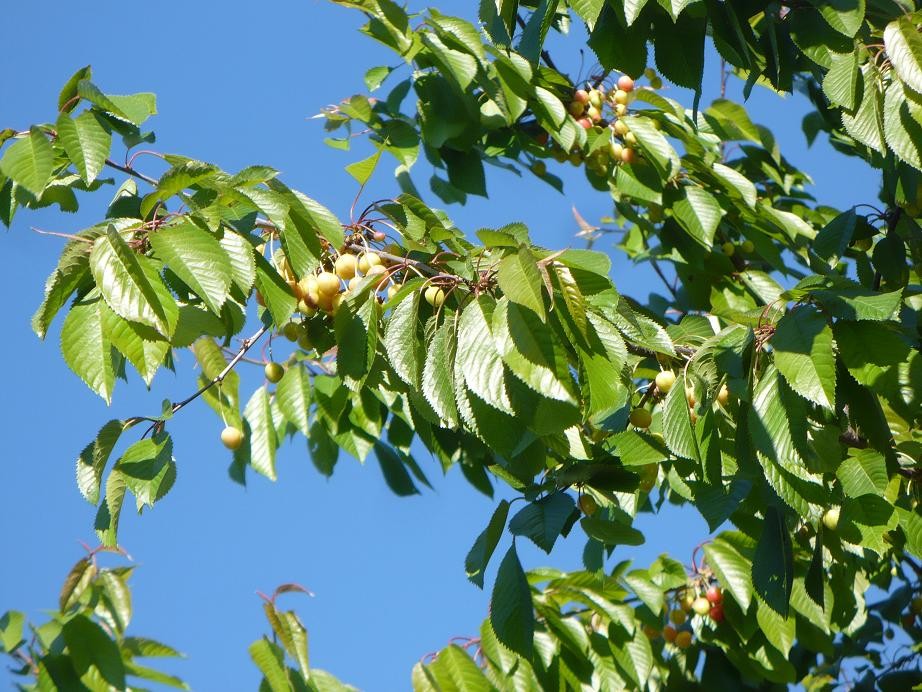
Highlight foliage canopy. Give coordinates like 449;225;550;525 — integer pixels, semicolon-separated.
1;0;921;689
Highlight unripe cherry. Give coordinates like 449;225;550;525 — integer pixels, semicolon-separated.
577;117;593;130
372;230;387;241
722;241;735;256
662;625;677;643
717;384;730;406
741;240;755;253
617;75;635;92
568;100;586;117
621;148;637;164
282;322;301;341
221;426;244;450
424;286;445;308
655;370;676;393
822;507;840;531
692;597;711;616
614;89;629;105
669;609;687;625
613;120;630;137
573;89;590;104
629;408;652;428
264;362;284;383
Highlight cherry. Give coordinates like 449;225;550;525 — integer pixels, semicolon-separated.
662;625;678;643
316;271;341;296
614;89;630;105
675;631;693;649
629;408;652;428
613;120;629;137
617;75;635;93
220;426;244;450
621;148;637;164
709;604;725;623
722;242;735;256
579;494;599;516
372;230;387;241
573;89;590;104
282;323;301;342
424;286;445;308
334;253;357;280
655;370;676;393
692;597;711;616
577;117;593;130
669;609;687;626
358;252;383;274
717;384;730;406
741;240;755;253
822;507;840;531
706;586;723;605
568;101;586;117
264;362;284;383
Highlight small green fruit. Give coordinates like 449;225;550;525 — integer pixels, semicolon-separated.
822;507;840;531
264;362;284;383
424;286;445;308
629;408;652;428
722;242;735;256
741;240;755;253
282;323;301;342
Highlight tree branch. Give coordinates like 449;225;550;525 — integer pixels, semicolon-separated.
105;158;158;186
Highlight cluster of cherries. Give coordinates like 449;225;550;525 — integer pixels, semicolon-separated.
643;583;725;651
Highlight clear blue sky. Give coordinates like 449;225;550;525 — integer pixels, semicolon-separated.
0;2;880;690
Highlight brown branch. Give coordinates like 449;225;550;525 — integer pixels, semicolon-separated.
30;227;94;243
169;325;269;417
515;14;559;72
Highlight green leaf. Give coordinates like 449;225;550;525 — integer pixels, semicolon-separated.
841;64;885;152
517;0;559;63
32;230;98;339
752;506;793;618
58;65;92;112
836;450;888;498
457;295;512;413
220;230;257;294
667;185;723;249
710;162;757;208
755;597;796;657
76;419;125;505
277;366;311;437
808;0;865;37
59;557;96;611
465;500;510;588
589;5;648;77
661;373;698;462
883;80;922;170
254;252;297;326
384;290;422;388
0;127;54;196
90;226;175;337
813;209;857;264
101;302;169;386
421;319;459;427
823;51;859;110
95;468;127;546
424;645;492;691
885;17;922;96
622;115;680;181
248;638;289;692
345;148;384;186
0;611;25;653
497;246;546;321
490;545;534;659
334;290;378;383
509;492;576;553
653;10;706;91
374;443;419;496
702;536;753;610
56;111;111;184
771;306;836;410
571;0;605;29
62;614;126;688
243;387;277;480
116;433;176;510
149;222;232;315
267;183;344;248
836;320;910;388
580;516;645;546
492;298;576;404
61;292;117;403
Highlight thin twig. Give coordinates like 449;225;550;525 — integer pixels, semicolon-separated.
105;158;157;186
171;325;269;415
30;227;94;243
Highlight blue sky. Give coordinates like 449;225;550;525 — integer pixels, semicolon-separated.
0;2;882;690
